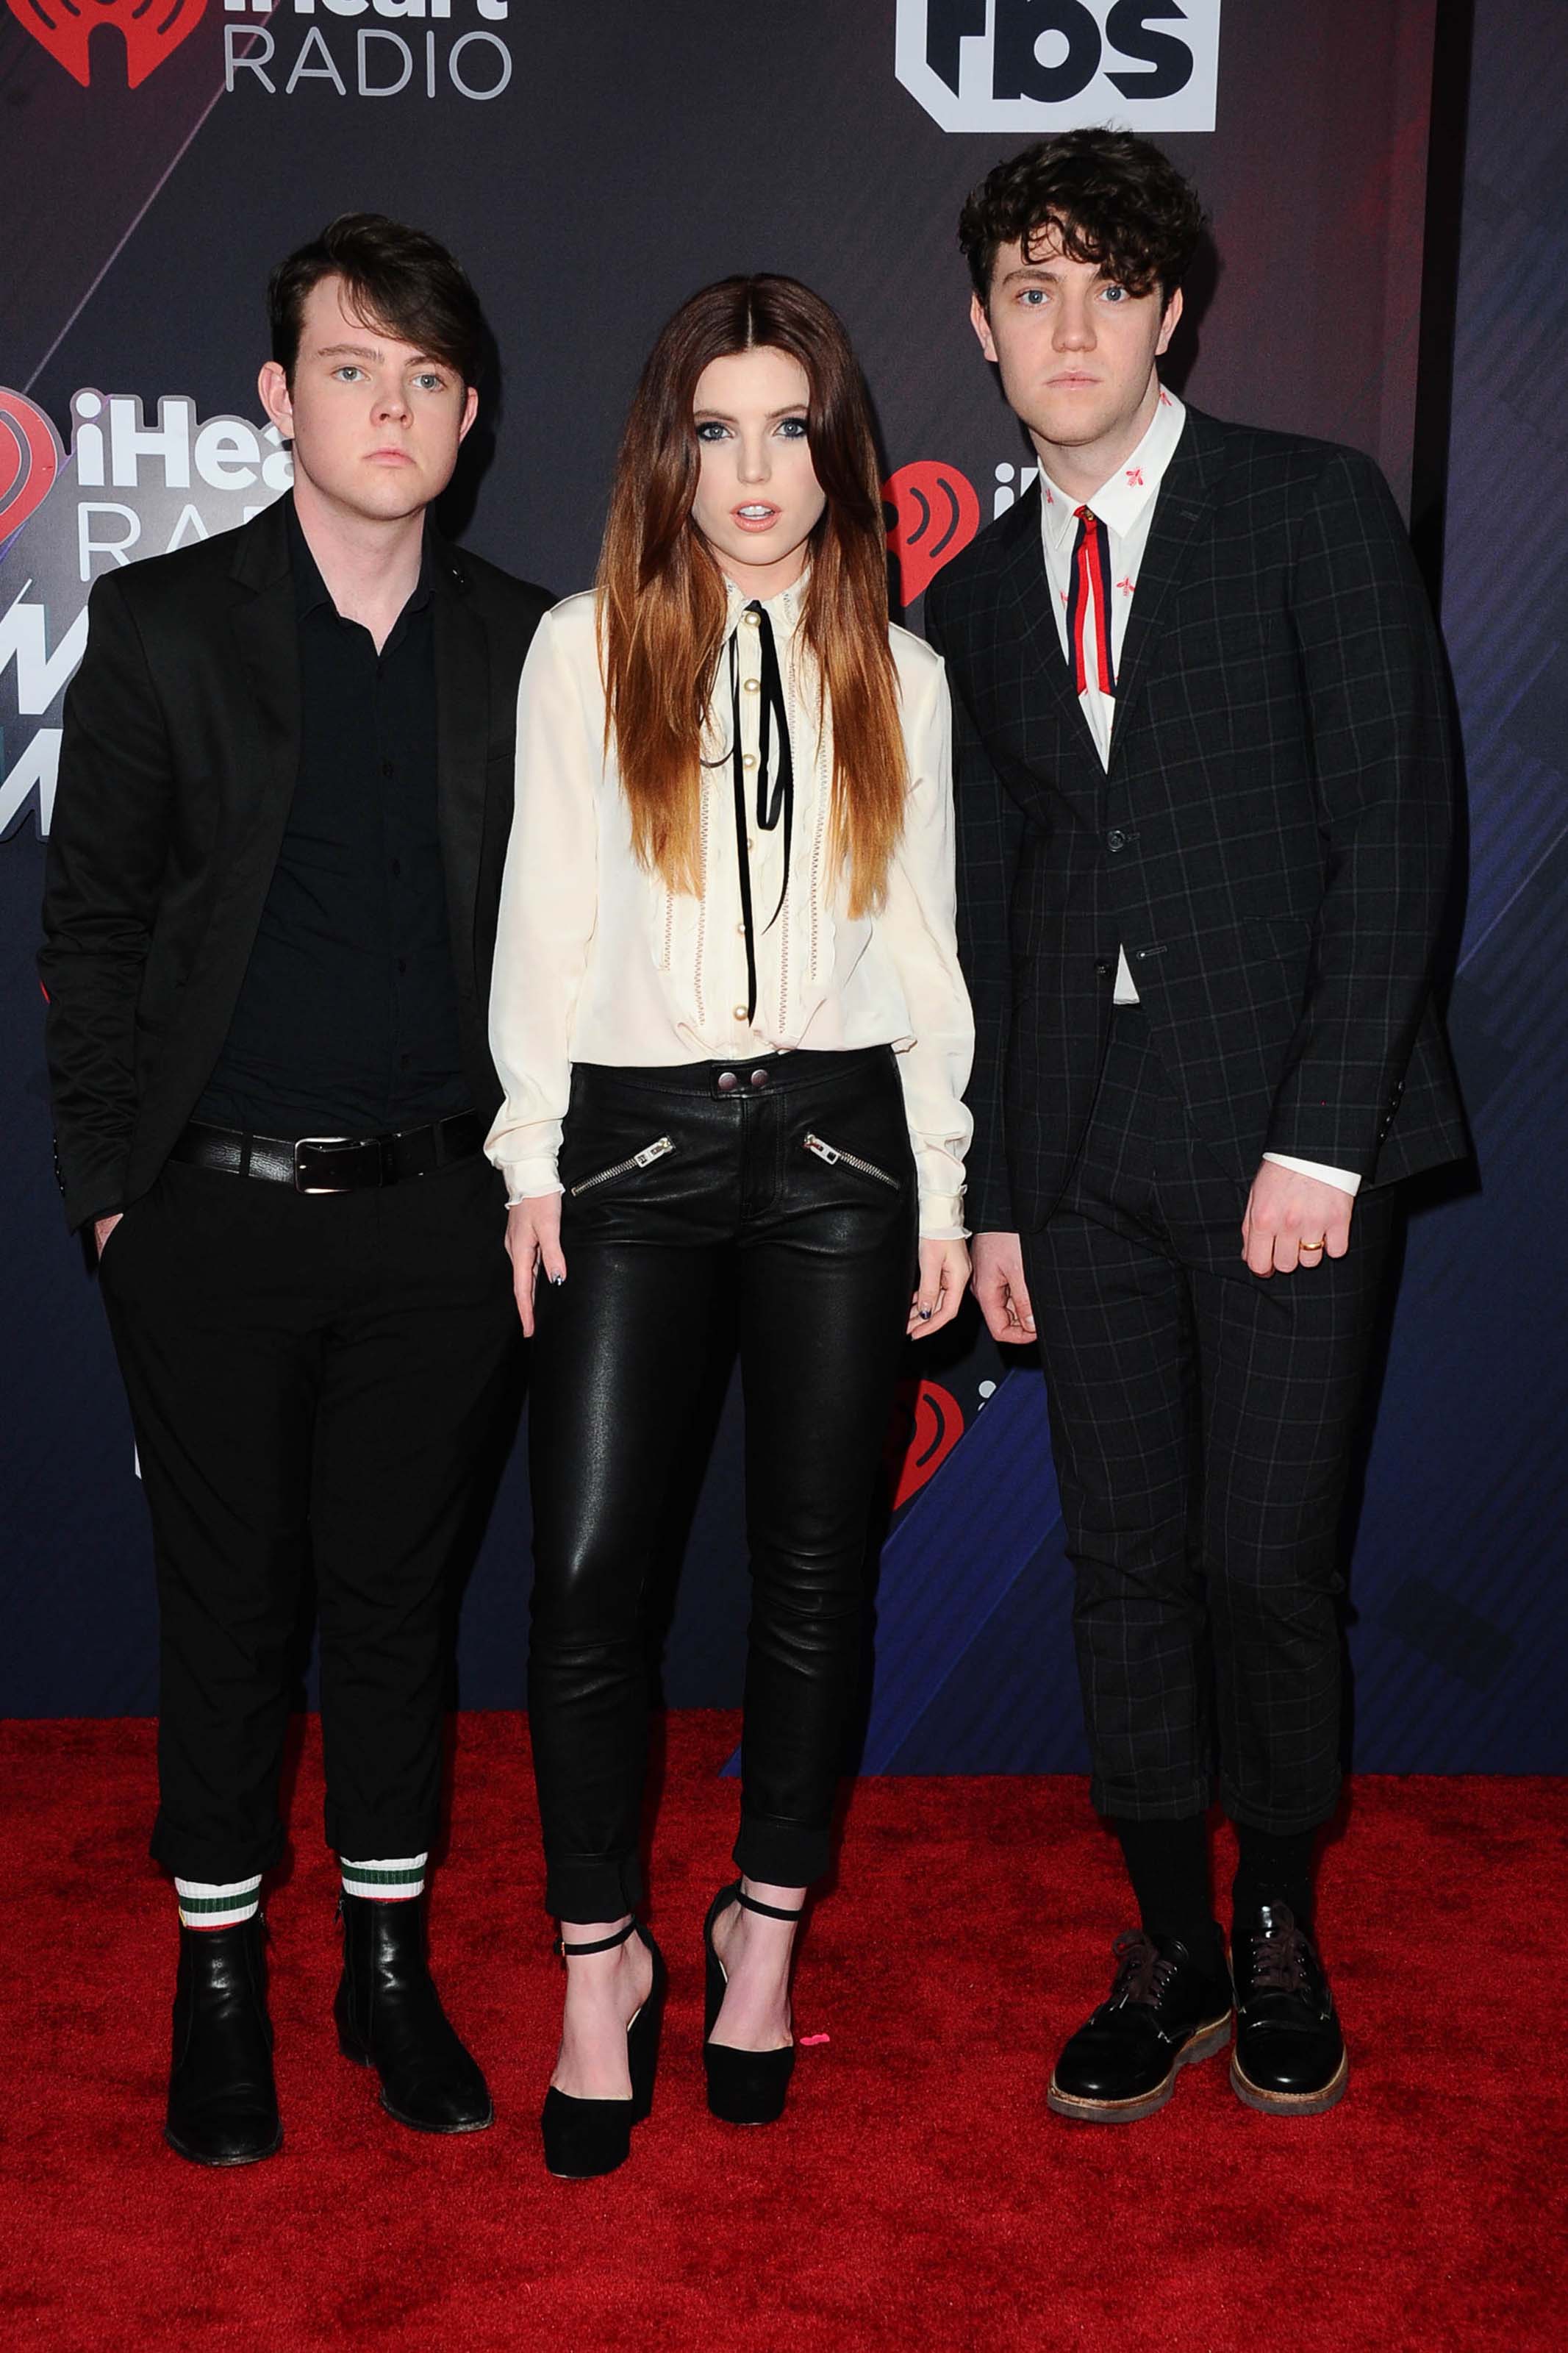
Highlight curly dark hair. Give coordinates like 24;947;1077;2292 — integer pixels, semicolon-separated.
959;128;1206;307
268;213;485;388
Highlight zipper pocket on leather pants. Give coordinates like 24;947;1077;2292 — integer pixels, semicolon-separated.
569;1135;676;1196
803;1132;900;1188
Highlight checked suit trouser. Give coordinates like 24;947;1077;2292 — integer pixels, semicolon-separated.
1023;1007;1395;1835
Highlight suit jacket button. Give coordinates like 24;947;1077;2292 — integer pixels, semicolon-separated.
1106;829;1127;852
1095;961;1113;980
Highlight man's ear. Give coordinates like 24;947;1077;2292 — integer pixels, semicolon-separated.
458;383;479;444
258;360;293;440
1155;286;1184;359
970;291;999;364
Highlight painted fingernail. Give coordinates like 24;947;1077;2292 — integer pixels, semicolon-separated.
550;1273;565;1286
919;1306;933;1321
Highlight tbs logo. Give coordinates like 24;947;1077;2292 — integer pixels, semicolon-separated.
896;0;1222;132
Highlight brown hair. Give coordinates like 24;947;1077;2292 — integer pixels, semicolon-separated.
595;275;904;918
268;213;486;388
959;128;1205;307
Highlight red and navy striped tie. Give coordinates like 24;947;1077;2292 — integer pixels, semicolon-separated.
1066;505;1116;696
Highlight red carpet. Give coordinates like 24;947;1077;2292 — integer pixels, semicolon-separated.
2;1715;1563;2352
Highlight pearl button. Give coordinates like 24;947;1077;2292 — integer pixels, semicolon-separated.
736;921;746;936
732;1003;749;1021
746;837;756;851
742;678;760;694
742;611;761;629
742;753;758;771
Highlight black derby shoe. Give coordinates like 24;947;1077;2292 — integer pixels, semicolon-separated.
334;1893;493;2133
165;1915;282;2167
1230;1902;1347;2115
1048;1929;1234;2124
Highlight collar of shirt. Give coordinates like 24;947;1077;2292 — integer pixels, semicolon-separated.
720;568;806;648
1039;382;1187;551
286;493;437;628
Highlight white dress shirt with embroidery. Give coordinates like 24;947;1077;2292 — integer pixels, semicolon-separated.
485;578;975;1238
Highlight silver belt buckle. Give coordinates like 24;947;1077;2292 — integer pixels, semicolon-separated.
293;1135;362;1194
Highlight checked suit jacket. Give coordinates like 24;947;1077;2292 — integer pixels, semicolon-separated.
922;403;1469;1236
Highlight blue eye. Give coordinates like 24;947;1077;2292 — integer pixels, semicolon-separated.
777;417;808;438
695;421;731;442
1020;288;1048;306
1102;285;1128;304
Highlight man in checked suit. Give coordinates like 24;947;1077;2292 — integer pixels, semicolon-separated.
923;132;1467;2121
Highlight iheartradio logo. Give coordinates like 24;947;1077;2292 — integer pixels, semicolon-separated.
884;460;979;606
4;0;207;86
0;390;64;550
884;1377;965;1510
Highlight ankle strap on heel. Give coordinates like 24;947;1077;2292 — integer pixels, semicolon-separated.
734;1890;804;1924
555;1918;639;1960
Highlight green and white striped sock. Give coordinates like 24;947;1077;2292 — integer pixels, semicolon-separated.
175;1875;262;1929
340;1853;427;1903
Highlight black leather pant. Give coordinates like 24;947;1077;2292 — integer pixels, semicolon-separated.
527;1046;919;1921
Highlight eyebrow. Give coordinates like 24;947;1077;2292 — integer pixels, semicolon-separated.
692;404;808;423
315;343;445;368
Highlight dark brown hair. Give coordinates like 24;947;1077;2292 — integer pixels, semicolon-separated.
959;128;1205;307
267;213;485;388
597;275;904;919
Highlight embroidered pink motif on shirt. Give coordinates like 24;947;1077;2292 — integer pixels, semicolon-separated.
1117;576;1136;595
1125;466;1145;487
1159;388;1173;406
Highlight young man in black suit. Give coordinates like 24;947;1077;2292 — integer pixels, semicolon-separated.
923;133;1466;2122
40;215;550;2165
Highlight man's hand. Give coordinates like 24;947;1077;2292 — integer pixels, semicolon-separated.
93;1213;123;1259
1242;1163;1353;1277
971;1230;1036;1343
908;1238;970;1338
504;1194;565;1338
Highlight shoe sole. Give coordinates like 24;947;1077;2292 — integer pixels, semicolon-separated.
1229;2045;1349;2116
340;2035;494;2133
163;2124;282;2168
1047;2012;1233;2124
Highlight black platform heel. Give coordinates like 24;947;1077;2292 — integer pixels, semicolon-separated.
702;1883;803;2126
540;1918;665;2180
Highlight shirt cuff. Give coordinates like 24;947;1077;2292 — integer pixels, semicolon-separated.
918;1193;970;1241
499;1163;565;1207
1262;1151;1362;1198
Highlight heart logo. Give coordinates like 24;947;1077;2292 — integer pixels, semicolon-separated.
883;460;979;607
4;0;208;90
884;1378;965;1510
0;388;65;549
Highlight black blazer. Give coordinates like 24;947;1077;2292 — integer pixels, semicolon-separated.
923;404;1468;1234
40;498;551;1232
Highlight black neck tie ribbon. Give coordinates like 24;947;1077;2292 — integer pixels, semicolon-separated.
726;600;795;1025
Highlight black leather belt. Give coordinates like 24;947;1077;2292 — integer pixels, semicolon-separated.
170;1112;484;1193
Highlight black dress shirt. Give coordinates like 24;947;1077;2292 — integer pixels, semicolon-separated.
196;503;470;1138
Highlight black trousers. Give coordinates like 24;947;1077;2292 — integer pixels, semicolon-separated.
1023;1010;1395;1835
527;1046;918;1921
99;1149;519;1882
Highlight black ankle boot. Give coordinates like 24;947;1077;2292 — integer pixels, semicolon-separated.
165;1915;282;2167
334;1893;492;2133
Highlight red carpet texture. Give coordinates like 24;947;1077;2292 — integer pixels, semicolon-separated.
2;1715;1564;2353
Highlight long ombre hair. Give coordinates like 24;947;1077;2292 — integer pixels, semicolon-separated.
596;276;904;918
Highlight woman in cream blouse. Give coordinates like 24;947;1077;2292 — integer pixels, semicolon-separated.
487;275;973;2179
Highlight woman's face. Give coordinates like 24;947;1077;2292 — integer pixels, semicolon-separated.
690;344;826;600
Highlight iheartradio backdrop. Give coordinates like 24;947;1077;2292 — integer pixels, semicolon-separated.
3;1;1564;1773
